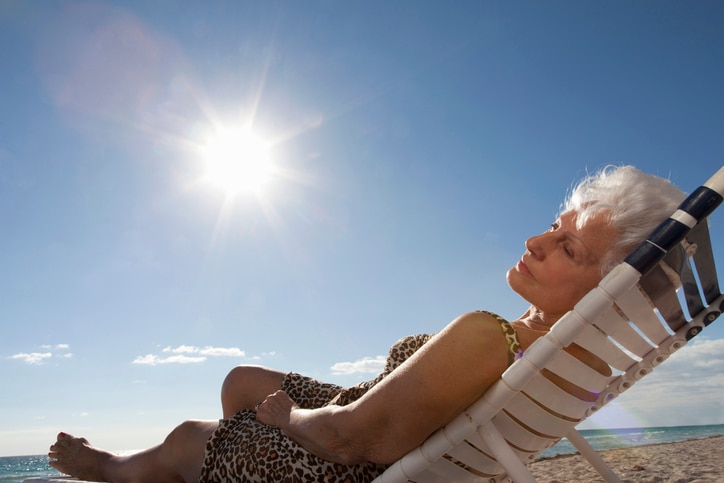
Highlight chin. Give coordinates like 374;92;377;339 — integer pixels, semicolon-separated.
505;267;516;285
505;267;526;290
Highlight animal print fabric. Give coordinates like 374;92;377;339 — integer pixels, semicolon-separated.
199;312;517;482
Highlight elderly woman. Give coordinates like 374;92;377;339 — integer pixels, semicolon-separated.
49;165;685;482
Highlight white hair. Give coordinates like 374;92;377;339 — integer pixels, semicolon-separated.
562;165;686;274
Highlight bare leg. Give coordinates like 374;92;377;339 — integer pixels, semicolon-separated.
220;365;286;418
48;420;217;483
47;366;284;482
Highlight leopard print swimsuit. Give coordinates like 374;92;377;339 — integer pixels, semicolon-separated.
199;311;521;482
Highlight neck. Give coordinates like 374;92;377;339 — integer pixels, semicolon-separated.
509;306;564;351
513;306;563;332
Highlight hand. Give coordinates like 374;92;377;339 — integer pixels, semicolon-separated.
255;390;299;428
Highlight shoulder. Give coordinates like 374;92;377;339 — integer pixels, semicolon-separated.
424;312;512;380
442;311;508;337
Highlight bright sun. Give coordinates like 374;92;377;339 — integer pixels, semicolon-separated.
201;126;274;196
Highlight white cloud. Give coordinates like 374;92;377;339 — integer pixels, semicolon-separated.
586;337;724;428
162;345;198;354
131;355;158;365
199;346;245;357
13;344;72;365
40;343;69;350
331;356;386;375
132;354;207;366
163;355;207;364
663;337;724;367
10;352;53;365
135;345;246;365
638;337;724;382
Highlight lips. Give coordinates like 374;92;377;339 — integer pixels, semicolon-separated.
517;259;533;278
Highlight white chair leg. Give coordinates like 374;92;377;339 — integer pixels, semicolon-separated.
565;429;622;483
479;422;537;483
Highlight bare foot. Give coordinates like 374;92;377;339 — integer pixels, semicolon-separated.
48;432;115;482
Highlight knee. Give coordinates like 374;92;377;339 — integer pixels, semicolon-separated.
162;420;211;454
221;365;257;405
220;365;273;416
161;420;217;477
164;420;197;446
220;365;286;418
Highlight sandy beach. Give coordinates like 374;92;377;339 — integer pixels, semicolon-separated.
528;435;724;482
17;435;724;483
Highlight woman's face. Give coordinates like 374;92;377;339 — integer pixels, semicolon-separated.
507;210;617;318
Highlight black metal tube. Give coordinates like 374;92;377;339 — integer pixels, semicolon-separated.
624;185;723;275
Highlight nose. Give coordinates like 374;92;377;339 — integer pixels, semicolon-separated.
525;231;555;259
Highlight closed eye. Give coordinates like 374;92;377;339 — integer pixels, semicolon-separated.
551;222;575;258
562;243;574;257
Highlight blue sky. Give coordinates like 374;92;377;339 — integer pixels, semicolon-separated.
1;1;723;457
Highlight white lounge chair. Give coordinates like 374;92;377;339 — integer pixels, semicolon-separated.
373;166;724;483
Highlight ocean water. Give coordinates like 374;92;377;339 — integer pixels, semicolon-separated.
2;424;723;482
539;423;724;458
0;454;55;483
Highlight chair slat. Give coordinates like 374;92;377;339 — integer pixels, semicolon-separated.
501;393;573;438
444;441;501;477
522;373;594;419
680;253;705;316
614;287;671;346
593;307;653;359
639;264;687;331
689;222;721;303
416;457;492;483
484;409;559;452
546;350;611;392
568;319;638;372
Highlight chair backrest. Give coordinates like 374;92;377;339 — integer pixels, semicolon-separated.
374;167;724;483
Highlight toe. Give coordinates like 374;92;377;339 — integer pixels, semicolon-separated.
50;439;69;452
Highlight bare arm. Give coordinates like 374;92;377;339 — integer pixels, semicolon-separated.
256;311;511;465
